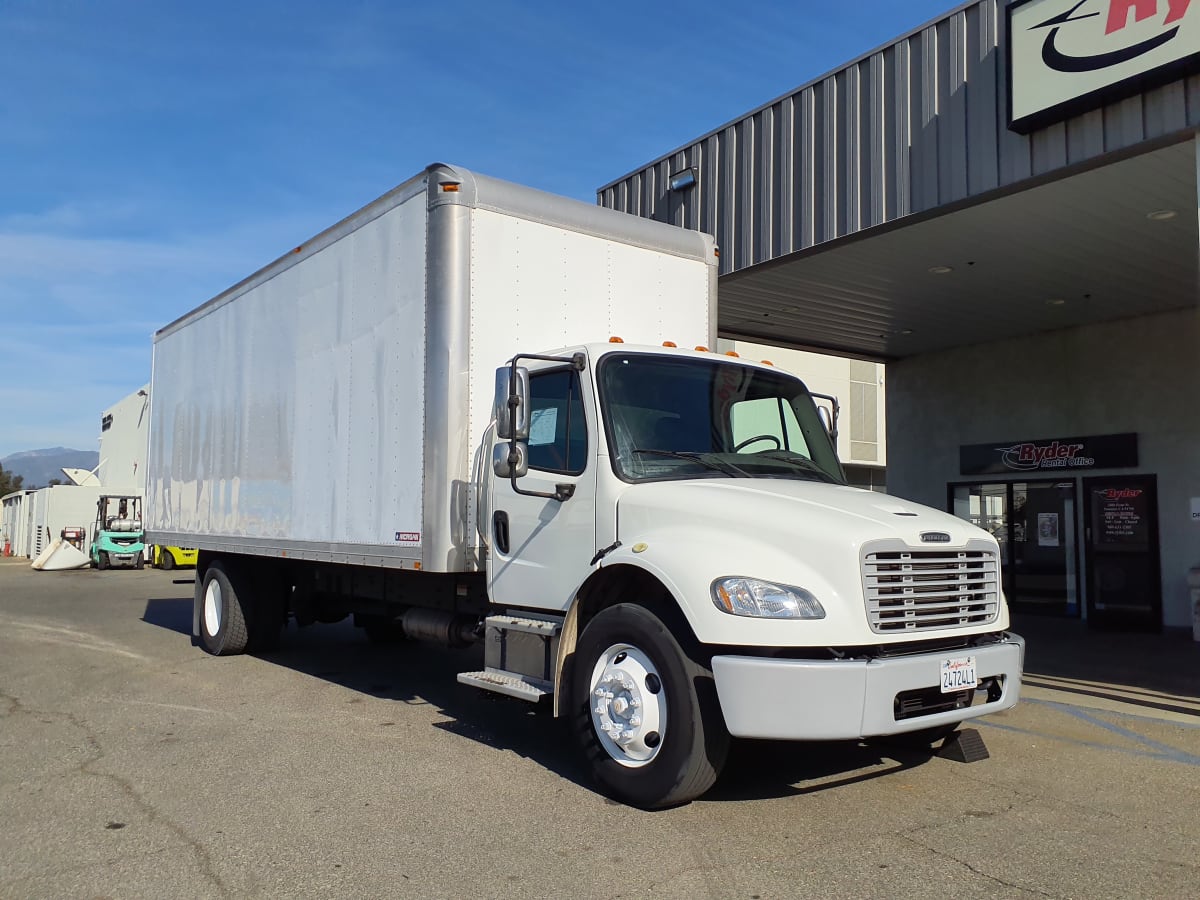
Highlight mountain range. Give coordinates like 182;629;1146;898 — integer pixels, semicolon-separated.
0;447;100;489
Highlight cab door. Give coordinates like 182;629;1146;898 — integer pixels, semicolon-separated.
487;365;598;613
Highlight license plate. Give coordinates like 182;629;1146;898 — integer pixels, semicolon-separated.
940;655;977;693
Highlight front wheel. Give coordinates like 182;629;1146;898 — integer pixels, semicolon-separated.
160;550;175;571
96;551;108;571
572;603;729;809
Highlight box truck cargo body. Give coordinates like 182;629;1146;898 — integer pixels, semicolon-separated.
147;164;1022;809
148;164;714;572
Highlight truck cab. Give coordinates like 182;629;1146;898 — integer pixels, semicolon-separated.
477;341;1022;806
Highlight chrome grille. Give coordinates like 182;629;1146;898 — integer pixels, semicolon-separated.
862;547;1000;633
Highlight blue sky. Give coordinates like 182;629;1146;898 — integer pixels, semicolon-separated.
0;0;955;457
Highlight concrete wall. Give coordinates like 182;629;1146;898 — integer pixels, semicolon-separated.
888;306;1200;627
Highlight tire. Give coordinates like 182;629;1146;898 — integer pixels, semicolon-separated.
97;552;109;571
160;550;175;571
135;552;145;570
198;561;250;655
572;603;729;809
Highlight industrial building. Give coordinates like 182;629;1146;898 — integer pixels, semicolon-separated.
600;0;1200;631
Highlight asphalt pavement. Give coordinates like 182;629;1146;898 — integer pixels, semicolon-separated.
1;559;1198;898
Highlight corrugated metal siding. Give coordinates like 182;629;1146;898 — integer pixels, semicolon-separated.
598;0;1200;276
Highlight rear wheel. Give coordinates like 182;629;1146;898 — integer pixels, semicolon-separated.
160;549;175;571
198;561;250;655
572;603;729;809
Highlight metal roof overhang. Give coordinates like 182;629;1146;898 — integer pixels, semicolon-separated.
716;137;1199;361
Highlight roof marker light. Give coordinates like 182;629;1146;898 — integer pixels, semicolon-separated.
662;341;677;348
761;360;774;366
609;336;624;343
440;182;461;192
725;351;740;358
694;345;709;352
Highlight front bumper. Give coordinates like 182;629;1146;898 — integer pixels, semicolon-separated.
711;633;1023;740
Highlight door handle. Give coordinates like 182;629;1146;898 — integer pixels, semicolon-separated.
493;511;510;554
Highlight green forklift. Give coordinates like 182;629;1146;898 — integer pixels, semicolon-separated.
90;495;145;570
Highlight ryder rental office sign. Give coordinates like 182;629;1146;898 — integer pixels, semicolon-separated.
1008;0;1200;133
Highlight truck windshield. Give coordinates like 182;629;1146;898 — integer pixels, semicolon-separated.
598;353;845;485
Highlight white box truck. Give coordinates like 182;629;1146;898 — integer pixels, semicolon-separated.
146;163;1023;808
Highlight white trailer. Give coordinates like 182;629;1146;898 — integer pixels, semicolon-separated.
147;163;1022;808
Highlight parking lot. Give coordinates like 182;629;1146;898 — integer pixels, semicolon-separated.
2;559;1198;899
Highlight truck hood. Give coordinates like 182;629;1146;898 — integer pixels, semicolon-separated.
617;478;982;546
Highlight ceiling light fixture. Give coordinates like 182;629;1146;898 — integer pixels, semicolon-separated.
1146;209;1177;221
1046;298;1066;306
927;265;953;274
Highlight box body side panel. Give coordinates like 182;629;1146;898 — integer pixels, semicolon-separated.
147;193;428;550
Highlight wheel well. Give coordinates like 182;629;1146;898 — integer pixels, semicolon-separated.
552;563;701;718
574;564;696;644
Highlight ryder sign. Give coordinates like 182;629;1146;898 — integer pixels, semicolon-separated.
1008;0;1200;133
960;432;1138;475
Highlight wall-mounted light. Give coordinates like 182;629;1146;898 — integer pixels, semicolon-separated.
669;166;697;192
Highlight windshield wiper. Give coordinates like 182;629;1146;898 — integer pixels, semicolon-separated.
631;448;749;477
749;451;841;483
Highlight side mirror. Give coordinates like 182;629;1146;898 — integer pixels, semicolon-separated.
810;391;840;444
817;406;834;436
492;441;529;479
494;366;530;440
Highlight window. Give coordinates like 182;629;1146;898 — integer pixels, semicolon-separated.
526;369;587;474
598;353;843;485
729;396;809;456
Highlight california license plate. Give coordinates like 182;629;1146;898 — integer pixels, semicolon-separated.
940;655;977;693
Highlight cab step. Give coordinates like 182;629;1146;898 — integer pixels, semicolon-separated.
457;669;552;702
456;613;563;703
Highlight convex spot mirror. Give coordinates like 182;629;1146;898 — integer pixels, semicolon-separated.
493;365;530;440
492;441;529;479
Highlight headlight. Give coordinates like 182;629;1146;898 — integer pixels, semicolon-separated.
711;577;825;619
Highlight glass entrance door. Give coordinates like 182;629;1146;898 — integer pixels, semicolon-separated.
950;480;1079;617
1010;481;1078;616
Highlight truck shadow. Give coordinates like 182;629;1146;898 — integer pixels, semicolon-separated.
708;739;934;802
139;600;944;802
142;597;193;635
